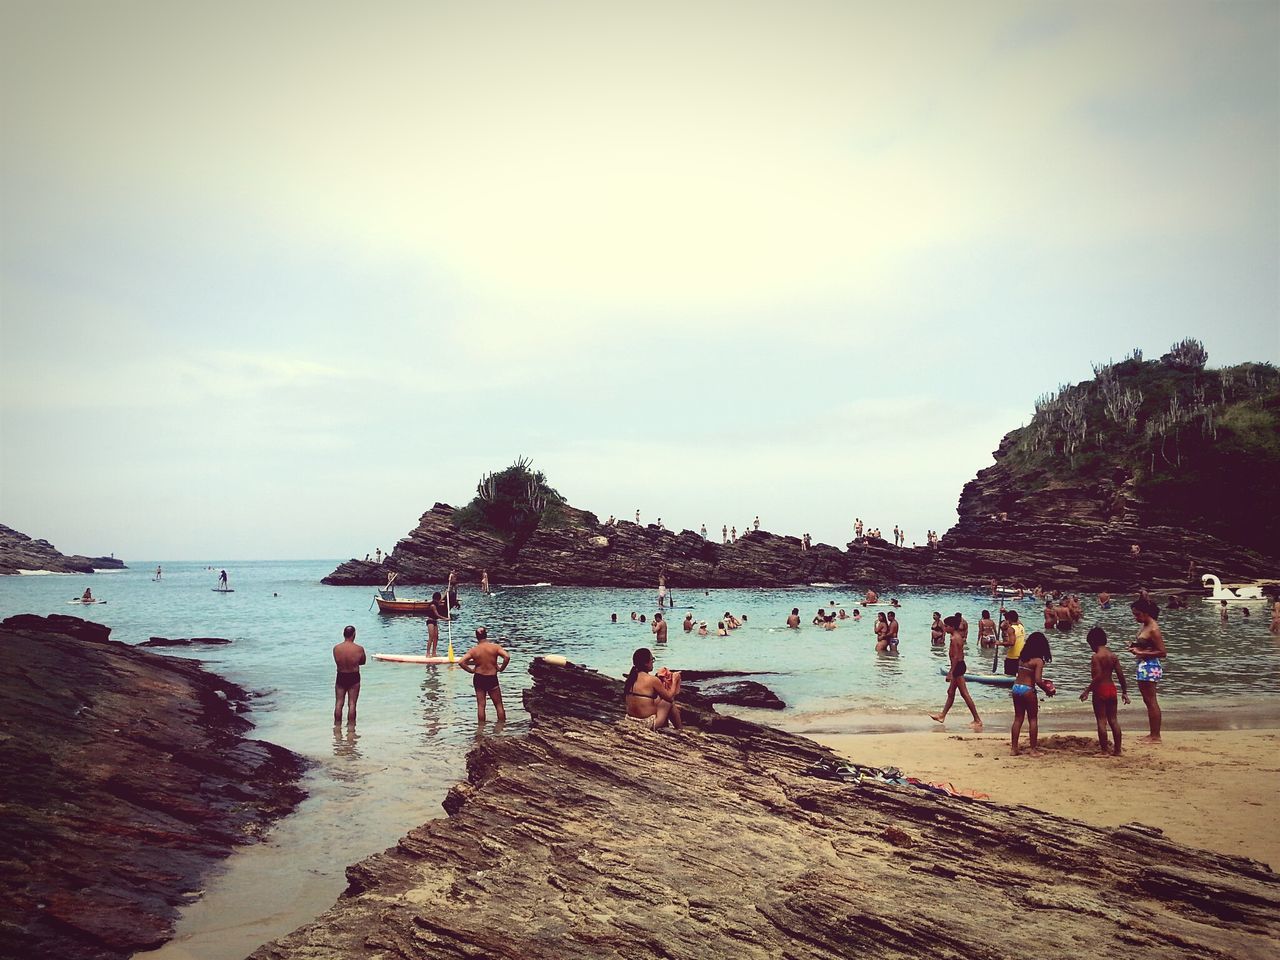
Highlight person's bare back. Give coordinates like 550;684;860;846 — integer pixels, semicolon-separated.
332;625;366;725
459;628;511;723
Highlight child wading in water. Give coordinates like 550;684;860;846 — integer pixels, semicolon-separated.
1010;631;1056;756
1079;626;1130;755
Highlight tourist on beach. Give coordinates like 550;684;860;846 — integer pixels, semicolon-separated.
1129;599;1167;743
81;587;94;602
884;611;900;651
155;565;162;580
623;647;682;731
700;524;707;539
851;608;861;621
630;611;638;621
1098;591;1112;609
651;612;668;644
683;613;694;632
731;526;737;543
698;620;708;636
1043;599;1056;630
635;509;640;524
977;610;997;649
1009;631;1055;756
954;611;969;642
481;570;490;594
447;569;460;609
837;608;848;620
332;625;366;726
787;608;801;629
1080;626;1129;755
611;613;618;623
864;589;879;605
1167;593;1186;609
725;611;742;629
874;612;889;651
716;621;728;637
930;612;945;646
754;516;760;531
1219;599;1229;623
1271;600;1280;635
426;592;449;657
722;524;728;543
813;608;828;626
657;570;667;608
931;616;982;731
375;547;382;564
458;627;510;724
639;614;646;624
999;610;1027;676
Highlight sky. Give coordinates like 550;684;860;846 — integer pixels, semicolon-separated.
1;1;1277;561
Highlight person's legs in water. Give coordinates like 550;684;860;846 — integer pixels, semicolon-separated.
487;685;506;723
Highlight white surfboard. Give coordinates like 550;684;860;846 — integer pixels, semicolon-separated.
373;653;457;665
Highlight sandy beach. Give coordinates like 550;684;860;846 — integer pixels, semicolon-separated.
813;727;1280;869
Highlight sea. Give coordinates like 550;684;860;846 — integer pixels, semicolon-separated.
2;559;1276;959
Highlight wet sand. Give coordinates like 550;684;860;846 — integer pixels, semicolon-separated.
812;727;1280;869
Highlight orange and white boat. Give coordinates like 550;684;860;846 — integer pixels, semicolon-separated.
374;594;439;614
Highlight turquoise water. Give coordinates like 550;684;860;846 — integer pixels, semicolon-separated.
3;560;1277;957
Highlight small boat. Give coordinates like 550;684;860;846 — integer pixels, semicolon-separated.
375;595;439;614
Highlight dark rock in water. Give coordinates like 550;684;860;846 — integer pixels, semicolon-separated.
684;678;786;709
138;636;233;647
0;614;307;960
0;523;127;575
250;657;1279;960
677;669;781;681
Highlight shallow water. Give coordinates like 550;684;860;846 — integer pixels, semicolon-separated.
2;561;1277;957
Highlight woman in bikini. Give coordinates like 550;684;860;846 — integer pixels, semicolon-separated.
1010;630;1055;756
874;612;889;651
623;647;682;730
930;612;945;646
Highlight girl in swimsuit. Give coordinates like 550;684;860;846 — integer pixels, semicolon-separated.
874;613;889;652
1010;631;1055;756
623;647;682;730
930;612;945;646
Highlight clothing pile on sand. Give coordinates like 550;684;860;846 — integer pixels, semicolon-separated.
803;758;989;800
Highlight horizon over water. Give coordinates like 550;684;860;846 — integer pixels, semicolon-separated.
3;559;1278;958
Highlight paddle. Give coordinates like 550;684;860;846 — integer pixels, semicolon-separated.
992;599;1005;674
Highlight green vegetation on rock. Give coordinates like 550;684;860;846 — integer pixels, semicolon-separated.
999;340;1279;557
452;457;566;551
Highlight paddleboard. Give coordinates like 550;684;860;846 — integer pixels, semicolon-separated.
373;653;457;665
67;599;107;604
212;588;235;593
938;666;1015;687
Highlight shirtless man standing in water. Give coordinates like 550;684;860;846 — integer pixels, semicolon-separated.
332;625;366;725
651;612;668;644
459;627;511;724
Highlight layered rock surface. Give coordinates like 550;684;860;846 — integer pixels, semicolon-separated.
0;614;306;960
0;523;126;575
324;500;1275;594
251;656;1278;959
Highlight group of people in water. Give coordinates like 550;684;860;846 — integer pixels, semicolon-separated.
623;587;1179;759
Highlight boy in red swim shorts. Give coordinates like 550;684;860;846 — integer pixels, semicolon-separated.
1079;626;1130;755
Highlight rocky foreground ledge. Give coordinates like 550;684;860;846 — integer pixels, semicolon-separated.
0;615;306;960
252;658;1277;959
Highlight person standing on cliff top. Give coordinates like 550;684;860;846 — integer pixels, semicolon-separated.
459;627;510;725
333;626;366;726
730;526;737;543
635;508;640;524
700;523;707;539
754;516;760;531
651;612;668;644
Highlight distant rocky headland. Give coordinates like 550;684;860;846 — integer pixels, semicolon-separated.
326;349;1279;593
250;656;1280;959
0;523;126;575
0;614;306;960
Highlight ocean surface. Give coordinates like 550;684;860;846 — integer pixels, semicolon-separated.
3;559;1277;959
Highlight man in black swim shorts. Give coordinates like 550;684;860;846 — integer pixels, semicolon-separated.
332;625;366;725
458;627;511;724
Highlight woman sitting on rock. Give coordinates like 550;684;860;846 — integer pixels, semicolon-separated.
623;647;682;731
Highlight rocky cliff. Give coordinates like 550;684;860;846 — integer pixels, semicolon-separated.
0;614;306;960
0;523;126;575
250;656;1279;959
324;501;1274;594
326;352;1278;594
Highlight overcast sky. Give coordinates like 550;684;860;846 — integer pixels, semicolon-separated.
2;1;1277;561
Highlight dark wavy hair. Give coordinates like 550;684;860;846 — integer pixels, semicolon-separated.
624;647;653;696
1021;630;1053;663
